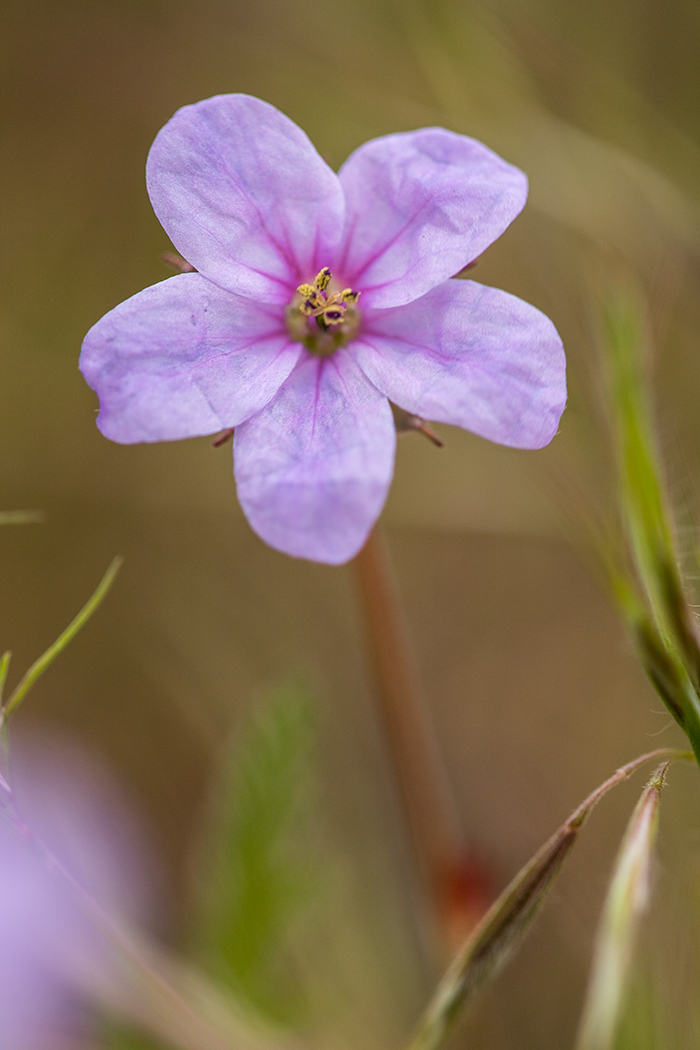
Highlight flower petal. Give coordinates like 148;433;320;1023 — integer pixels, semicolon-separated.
234;354;396;564
337;128;527;309
147;95;345;303
351;279;566;449
80;273;301;443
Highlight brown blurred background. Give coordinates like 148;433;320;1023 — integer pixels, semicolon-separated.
2;0;700;1047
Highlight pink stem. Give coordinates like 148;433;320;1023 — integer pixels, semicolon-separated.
353;526;490;956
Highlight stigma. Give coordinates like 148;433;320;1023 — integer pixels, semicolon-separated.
286;268;361;356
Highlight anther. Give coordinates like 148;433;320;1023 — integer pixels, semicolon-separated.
314;267;332;291
297;285;325;315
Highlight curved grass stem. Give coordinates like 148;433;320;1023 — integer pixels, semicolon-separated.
1;556;123;723
406;748;689;1050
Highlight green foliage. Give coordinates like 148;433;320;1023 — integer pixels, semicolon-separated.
598;286;700;762
193;681;318;1028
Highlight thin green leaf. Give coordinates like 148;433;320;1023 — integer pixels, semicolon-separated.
610;568;691;734
602;294;675;612
575;762;669;1050
0;652;11;708
406;750;682;1050
599;285;700;760
2;556;122;721
194;681;317;1027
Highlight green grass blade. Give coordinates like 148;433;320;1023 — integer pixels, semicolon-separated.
575;763;669;1050
2;556;122;720
405;750;680;1050
0;652;11;708
599;285;700;759
193;681;317;1027
609;567;694;735
602;292;675;616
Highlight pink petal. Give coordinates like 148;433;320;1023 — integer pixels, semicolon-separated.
80;273;301;443
337;128;527;309
234;354;395;564
147;95;345;304
351;279;566;449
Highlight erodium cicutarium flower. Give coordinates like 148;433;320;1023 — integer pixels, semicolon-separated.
80;94;566;564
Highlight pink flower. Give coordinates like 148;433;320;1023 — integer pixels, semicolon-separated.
81;95;566;564
0;734;153;1048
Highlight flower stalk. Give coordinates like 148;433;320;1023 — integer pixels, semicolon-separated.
353;526;489;956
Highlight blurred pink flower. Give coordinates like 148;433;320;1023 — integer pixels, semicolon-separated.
0;735;154;1049
0;823;92;1049
81;94;566;564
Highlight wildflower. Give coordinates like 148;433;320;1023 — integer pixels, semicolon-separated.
81;95;566;564
0;735;153;1048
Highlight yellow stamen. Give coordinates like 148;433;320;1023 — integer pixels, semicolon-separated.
297;284;326;315
314;267;332;291
295;269;361;330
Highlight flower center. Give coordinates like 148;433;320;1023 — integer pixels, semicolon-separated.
285;268;361;357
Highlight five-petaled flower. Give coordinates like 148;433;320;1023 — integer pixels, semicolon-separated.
80;95;566;564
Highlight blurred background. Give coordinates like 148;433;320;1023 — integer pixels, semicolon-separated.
1;0;700;1046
